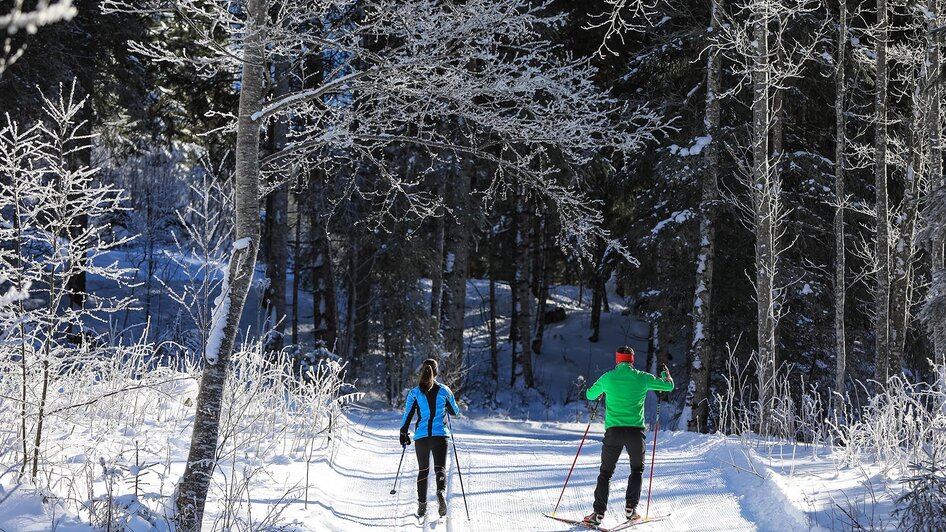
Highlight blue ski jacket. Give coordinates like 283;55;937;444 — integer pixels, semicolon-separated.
400;382;459;439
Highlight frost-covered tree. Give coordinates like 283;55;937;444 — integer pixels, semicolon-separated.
715;0;826;432
874;0;893;383
685;0;724;434
103;0;669;526
0;0;76;76
0;81;134;479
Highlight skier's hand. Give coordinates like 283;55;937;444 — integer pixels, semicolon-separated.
399;430;411;447
660;364;671;380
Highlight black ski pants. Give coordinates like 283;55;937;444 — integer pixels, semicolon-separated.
593;426;646;514
415;436;448;502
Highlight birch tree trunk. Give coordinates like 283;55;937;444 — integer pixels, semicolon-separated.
751;1;778;432
931;2;945;367
874;0;892;384
834;0;848;397
686;0;722;433
512;183;534;387
890;81;923;376
174;0;265;527
441;163;471;389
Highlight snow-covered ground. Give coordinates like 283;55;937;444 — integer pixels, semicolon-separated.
0;277;906;530
1;402;897;531
279;409;897;531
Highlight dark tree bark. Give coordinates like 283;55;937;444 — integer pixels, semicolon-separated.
348;239;375;380
309;173;338;352
489;274;499;384
441;164;471;389
430;172;446;323
291;194;302;346
532;217;551;355
834;0;848;397
261;58;291;352
874;0;891;384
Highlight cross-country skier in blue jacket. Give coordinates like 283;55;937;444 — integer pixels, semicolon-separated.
400;358;459;518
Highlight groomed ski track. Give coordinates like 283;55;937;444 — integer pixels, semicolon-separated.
308;410;814;531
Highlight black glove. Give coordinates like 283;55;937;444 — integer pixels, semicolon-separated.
660;364;671;379
399;430;411;447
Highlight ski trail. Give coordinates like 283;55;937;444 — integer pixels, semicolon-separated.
296;411;815;531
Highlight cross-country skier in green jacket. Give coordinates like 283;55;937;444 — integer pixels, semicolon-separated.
582;346;673;527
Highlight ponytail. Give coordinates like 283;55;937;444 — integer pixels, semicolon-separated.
418;358;439;391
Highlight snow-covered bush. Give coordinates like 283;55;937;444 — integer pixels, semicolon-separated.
0;80;136;481
894;445;946;532
831;368;946;472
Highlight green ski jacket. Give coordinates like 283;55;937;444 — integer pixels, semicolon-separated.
585;363;674;430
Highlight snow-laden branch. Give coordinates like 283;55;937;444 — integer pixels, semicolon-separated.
251;70;370;122
0;0;76;34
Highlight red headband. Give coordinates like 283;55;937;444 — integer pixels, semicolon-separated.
616;350;634;365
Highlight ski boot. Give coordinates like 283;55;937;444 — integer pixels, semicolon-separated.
583;512;604;526
437;491;447;517
625;505;641;521
417;501;427;518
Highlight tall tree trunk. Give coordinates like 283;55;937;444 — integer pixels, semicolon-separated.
310;174;338;352
175;1;265;527
686;0;722;433
292;194;302;346
441;163;471;391
430;171;446;323
532;217;551;355
657;312;671;371
931;3;945;368
263;186;288;350
589;239;605;343
66;109;93;317
512;183;534;388
890;63;925;376
509;271;518;387
874;0;892;384
262;59;290;353
752;2;777;431
349;239;374;379
646;321;657;373
489;274;499;383
589;274;603;342
834;0;848;398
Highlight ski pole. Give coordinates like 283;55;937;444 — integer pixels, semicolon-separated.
390;444;408;495
551;396;601;516
644;395;660;520
447;414;471;520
